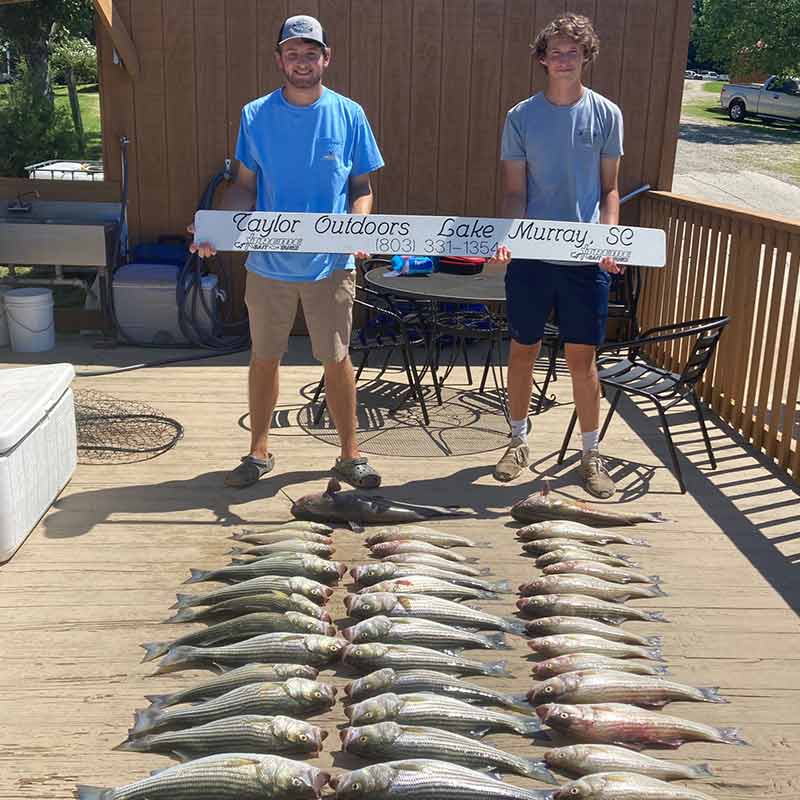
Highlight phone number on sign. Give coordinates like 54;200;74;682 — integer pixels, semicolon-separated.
374;237;499;257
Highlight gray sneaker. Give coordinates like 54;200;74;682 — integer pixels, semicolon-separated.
493;437;530;482
578;449;615;498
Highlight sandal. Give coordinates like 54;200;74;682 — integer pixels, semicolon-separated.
225;453;275;488
332;456;381;489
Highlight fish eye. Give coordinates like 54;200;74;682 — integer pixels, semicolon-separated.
314;691;322;698
359;735;368;743
352;783;361;792
570;790;579;796
300;734;308;741
560;713;569;719
292;778;302;787
363;712;372;719
544;687;553;693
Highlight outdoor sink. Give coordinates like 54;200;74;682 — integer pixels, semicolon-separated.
0;200;120;267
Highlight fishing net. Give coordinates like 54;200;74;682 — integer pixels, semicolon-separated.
73;387;184;464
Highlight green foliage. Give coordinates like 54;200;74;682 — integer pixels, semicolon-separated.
696;0;800;77
51;35;97;85
0;63;76;177
0;0;93;47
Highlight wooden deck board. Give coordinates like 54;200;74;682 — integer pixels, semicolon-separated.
1;335;798;799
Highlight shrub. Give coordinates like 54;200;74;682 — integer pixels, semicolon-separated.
51;34;97;85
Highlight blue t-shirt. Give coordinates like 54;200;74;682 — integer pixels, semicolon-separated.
235;87;384;281
500;88;623;224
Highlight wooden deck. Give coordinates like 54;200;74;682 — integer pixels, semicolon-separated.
2;335;799;799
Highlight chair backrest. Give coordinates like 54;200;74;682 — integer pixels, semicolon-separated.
607;266;642;340
676;317;729;391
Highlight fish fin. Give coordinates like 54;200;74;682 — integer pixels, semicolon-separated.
172;749;195;763
348;521;365;533
184;568;211;584
645;636;663;647
140;641;169;662
522;760;559;785
173;593;197;609
645;512;670;523
475;590;498;599
154;646;196;674
130;707;161;736
162;608;196;624
211;661;234;673
646;611;670;623
143;693;171;707
490;580;511;593
647;647;664;661
502;617;527;636
442;648;463;657
516;716;543;736
112;735;150;753
473;541;493;548
718;726;748;744
326;478;341;495
76;786;111;800
505;692;535;710
228;546;245;555
478;567;493;576
649;575;661;584
650;585;668;597
700;687;729;704
485;632;511;650
629;538;650;546
530;730;552;744
483;660;511;677
689;763;715;778
474;767;503;780
468;726;491;738
464;556;480;563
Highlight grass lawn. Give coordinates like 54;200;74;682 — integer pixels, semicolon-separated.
0;82;102;162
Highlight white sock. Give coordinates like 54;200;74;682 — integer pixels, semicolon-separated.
582;430;600;455
510;418;528;442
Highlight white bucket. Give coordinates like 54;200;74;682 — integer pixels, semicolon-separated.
0;288;10;348
4;288;55;353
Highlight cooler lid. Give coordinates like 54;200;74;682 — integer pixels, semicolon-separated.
113;262;218;290
0;363;75;453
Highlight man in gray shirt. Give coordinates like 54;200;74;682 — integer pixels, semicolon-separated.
490;13;624;498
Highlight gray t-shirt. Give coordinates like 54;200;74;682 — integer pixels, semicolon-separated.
501;88;624;224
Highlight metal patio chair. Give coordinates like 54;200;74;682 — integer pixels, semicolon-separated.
557;315;730;493
311;286;433;426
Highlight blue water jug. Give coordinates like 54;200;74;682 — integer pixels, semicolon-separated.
390;255;434;275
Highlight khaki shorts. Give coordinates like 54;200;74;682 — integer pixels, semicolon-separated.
245;269;355;364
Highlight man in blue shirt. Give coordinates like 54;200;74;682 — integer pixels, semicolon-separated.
193;15;384;489
490;13;624;498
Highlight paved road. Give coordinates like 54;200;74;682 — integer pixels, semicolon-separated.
673;80;800;220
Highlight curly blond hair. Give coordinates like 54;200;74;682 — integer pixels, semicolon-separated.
532;13;600;69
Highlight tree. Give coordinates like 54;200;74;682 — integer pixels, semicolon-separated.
0;0;93;101
696;0;800;78
50;34;96;154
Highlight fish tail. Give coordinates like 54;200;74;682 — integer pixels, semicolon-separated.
649;575;661;583
184;568;212;584
521;759;558;785
474;541;493;548
172;593;199;609
646;512;671;522
515;715;543;736
228;546;245;555
465;556;480;563
484;632;511;650
76;786;112;800
502;617;527;636
631;538;651;546
162;608;197;624
645;635;663;647
476;589;498;599
231;531;246;540
505;692;535;711
647;647;664;661
478;567;493;576
700;687;729;704
113;734;151;753
490;580;511;594
130;707;161;736
654;664;669;674
143;693;172;707
646;611;670;623
689;763;715;778
718;726;748;745
483;659;511;677
650;585;668;597
140;641;170;662
154;646;197;674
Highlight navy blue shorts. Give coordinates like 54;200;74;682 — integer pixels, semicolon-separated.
504;259;610;346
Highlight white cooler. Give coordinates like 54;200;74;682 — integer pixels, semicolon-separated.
0;363;77;561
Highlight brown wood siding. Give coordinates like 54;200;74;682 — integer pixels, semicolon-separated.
639;192;800;482
96;0;691;242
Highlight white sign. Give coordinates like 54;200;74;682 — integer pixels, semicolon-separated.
194;210;666;267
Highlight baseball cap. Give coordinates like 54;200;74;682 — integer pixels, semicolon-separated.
277;14;327;47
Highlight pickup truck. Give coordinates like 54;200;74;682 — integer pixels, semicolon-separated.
720;75;800;123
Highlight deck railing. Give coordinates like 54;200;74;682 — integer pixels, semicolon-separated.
639;191;800;481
